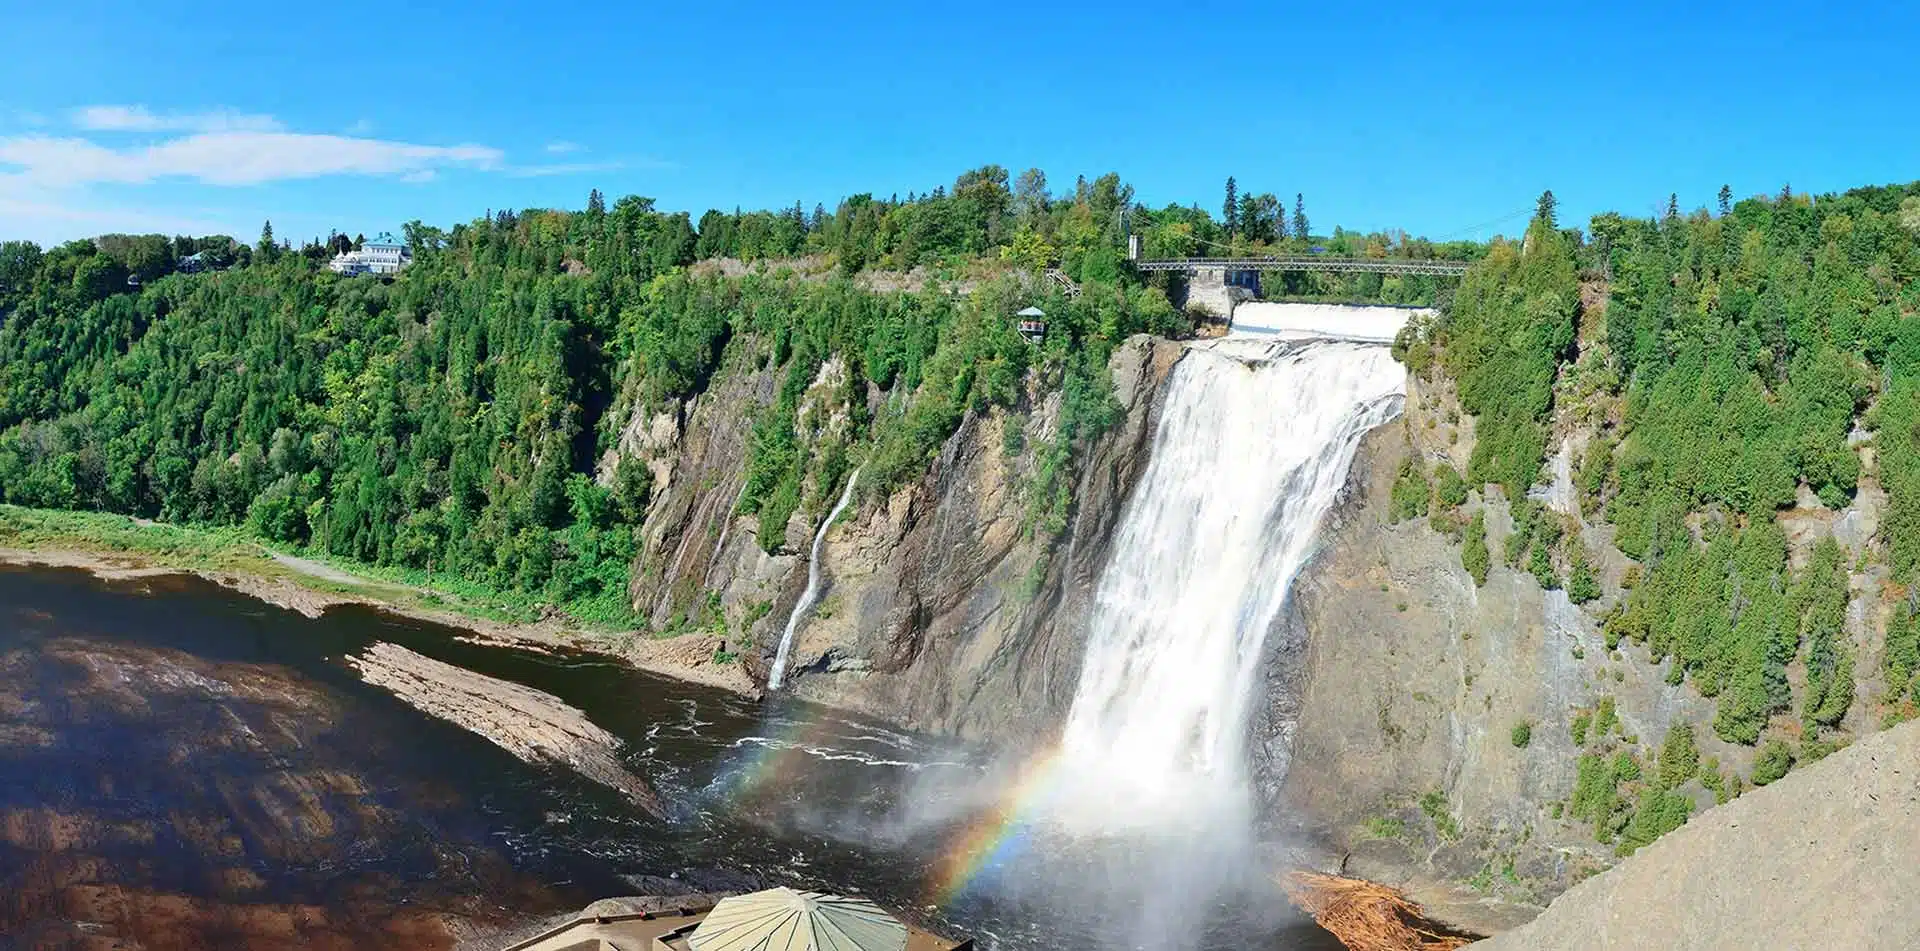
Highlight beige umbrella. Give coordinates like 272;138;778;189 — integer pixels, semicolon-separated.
689;887;908;951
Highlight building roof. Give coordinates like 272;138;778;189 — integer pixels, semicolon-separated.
1015;306;1046;317
365;231;405;249
690;889;907;951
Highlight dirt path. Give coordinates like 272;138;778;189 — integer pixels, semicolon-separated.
267;551;365;586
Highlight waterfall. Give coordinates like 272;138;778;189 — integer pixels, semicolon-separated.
767;469;860;691
1052;333;1406;829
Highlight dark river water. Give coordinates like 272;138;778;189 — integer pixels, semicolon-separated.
0;565;1337;950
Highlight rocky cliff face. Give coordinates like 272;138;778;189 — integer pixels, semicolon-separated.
1273;374;1725;934
606;325;1873;940
1470;717;1920;951
606;334;1185;741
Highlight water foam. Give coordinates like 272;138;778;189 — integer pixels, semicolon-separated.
1051;331;1407;830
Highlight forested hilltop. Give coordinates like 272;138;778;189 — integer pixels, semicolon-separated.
0;167;1461;625
1393;182;1920;852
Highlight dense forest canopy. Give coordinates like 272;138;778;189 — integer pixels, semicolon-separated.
2;165;1468;624
1397;181;1920;831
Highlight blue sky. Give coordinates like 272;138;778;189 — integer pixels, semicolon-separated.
2;1;1916;245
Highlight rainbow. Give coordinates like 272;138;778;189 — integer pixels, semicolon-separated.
713;707;1071;908
927;748;1063;906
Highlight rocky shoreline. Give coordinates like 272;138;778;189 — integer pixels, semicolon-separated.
348;642;665;815
0;546;760;699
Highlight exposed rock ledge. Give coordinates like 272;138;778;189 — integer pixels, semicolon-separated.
1473;718;1920;950
348;642;664;816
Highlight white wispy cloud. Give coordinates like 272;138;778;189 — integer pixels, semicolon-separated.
2;106;672;242
0;131;504;186
74;104;284;133
0;176;235;241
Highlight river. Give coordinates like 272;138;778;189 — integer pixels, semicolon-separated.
0;563;1337;950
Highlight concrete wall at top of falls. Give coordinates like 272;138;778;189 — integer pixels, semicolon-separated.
1229;301;1430;343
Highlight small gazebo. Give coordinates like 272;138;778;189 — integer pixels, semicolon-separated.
688;887;908;951
1015;306;1047;343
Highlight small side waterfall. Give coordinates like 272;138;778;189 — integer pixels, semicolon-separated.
1053;334;1406;829
767;469;860;691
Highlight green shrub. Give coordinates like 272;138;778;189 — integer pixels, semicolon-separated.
1363;816;1407;840
1529;539;1560;589
1616;787;1691;856
1657;723;1699;789
1436;465;1469;509
1510;721;1533;748
1461;511;1490;585
1567;543;1601;603
1390;459;1434;522
1751;738;1795;786
1419;790;1461;841
1592;697;1618;739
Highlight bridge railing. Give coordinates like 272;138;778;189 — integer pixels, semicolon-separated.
1130;256;1471;277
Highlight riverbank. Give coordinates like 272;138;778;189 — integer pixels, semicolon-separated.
0;505;759;699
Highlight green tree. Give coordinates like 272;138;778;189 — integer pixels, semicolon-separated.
1567;541;1601;603
1222;176;1238;238
1657;722;1699;789
1461;511;1490;585
1751;738;1794;785
1389;459;1432;521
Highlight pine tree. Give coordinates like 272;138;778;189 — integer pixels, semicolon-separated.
1222;176;1238;237
1657;723;1699;789
1717;184;1733;216
1292;193;1309;244
1665;193;1679;221
587;188;606;216
257;220;276;260
1536;189;1558;228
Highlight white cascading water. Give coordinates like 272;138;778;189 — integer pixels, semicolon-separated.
767;469;860;691
1051;321;1409;830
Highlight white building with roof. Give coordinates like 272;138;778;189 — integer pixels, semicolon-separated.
328;232;411;275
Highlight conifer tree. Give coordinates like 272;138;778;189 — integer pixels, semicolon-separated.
1657;723;1699;789
1292;193;1309;243
587;188;606;216
1536;189;1558;228
1222;176;1238;237
1718;184;1733;216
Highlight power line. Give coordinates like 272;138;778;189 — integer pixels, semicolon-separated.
1433;206;1534;242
